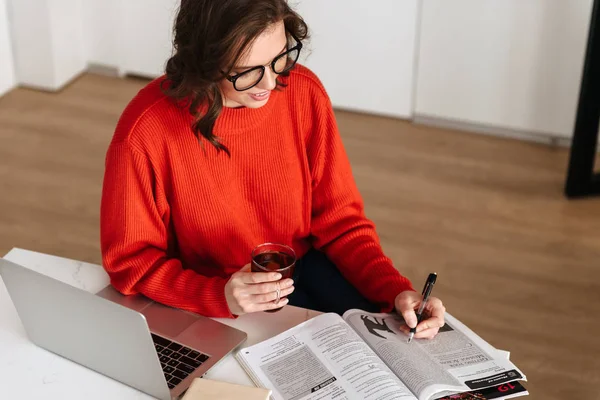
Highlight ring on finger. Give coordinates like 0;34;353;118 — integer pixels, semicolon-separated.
275;282;281;305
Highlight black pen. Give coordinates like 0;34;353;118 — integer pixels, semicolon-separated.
407;272;437;343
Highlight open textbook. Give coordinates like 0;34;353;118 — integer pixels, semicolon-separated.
235;310;527;400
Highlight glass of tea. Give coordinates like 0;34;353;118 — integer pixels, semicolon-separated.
251;243;296;313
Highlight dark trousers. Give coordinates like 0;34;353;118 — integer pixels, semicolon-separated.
287;248;379;315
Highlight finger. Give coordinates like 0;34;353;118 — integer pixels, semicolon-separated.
397;323;436;335
265;297;289;310
239;264;251;272
248;279;294;295
398;305;418;329
239;271;282;284
416;315;445;333
425;297;446;325
249;297;290;313
395;292;420;329
398;325;410;334
413;326;440;340
251;285;295;304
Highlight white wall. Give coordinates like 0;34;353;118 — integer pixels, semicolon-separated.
4;0;593;141
9;0;87;91
295;0;419;118
82;0;121;68
415;0;593;138
49;0;86;87
0;0;16;96
9;0;55;89
119;0;179;78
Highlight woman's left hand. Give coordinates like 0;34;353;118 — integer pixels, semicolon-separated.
394;290;446;340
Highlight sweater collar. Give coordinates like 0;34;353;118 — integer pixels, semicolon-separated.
214;88;280;134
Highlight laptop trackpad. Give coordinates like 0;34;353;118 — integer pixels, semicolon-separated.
141;302;201;339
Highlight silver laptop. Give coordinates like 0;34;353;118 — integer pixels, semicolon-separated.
0;258;247;400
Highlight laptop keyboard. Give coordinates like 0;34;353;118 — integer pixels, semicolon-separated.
151;333;210;389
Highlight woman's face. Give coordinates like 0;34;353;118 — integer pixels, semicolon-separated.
220;20;288;109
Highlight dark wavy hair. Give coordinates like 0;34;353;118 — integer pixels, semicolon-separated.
161;0;309;156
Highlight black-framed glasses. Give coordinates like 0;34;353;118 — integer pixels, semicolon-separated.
225;33;303;91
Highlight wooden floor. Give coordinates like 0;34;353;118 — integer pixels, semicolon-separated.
1;73;599;399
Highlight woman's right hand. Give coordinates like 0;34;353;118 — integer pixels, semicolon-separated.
225;264;295;315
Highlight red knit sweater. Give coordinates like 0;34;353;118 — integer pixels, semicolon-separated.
100;65;414;318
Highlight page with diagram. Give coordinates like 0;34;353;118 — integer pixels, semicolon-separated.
342;310;527;400
236;312;418;400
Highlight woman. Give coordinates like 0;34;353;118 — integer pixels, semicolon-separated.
100;0;445;340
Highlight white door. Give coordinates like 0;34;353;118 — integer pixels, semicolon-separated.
415;0;593;138
294;0;419;118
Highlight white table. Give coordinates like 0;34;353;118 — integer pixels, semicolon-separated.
0;248;321;399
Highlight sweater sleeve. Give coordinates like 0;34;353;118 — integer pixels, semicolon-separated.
308;89;415;312
100;140;234;318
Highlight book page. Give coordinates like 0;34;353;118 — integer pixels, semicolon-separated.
236;313;418;400
343;310;527;400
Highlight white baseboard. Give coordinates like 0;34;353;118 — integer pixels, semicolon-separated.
413;114;571;148
86;63;121;77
